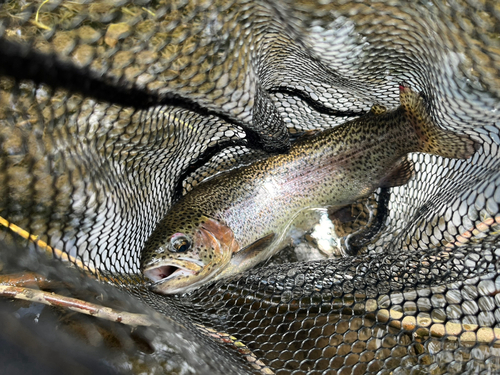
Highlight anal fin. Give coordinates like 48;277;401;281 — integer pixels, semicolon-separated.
379;158;415;188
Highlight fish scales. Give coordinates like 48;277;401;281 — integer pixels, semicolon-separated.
141;84;477;294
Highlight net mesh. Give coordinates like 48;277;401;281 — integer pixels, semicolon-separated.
0;0;500;373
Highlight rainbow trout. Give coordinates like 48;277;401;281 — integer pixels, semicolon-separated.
141;84;477;294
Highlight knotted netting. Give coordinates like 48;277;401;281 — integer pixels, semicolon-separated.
0;0;499;373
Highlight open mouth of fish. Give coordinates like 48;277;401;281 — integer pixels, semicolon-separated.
143;259;203;284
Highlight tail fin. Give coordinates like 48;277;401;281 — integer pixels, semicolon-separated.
399;83;478;159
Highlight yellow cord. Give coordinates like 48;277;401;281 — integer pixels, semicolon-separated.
0;216;96;274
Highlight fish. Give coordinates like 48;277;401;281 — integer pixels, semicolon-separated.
141;83;478;294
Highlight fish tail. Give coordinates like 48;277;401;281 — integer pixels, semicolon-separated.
399;83;478;159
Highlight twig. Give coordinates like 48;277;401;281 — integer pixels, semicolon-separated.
142;7;155;17
0;272;64;289
33;0;51;30
194;323;275;375
0;285;153;327
121;7;137;16
35;0;49;22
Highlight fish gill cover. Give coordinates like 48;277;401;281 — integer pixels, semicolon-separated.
0;0;499;374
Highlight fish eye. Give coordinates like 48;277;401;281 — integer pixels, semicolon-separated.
170;235;191;253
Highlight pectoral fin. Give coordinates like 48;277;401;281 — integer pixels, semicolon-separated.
379;158;415;188
216;233;276;279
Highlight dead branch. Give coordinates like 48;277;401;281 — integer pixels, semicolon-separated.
0;285;153;327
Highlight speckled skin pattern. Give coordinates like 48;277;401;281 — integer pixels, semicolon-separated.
141;85;477;294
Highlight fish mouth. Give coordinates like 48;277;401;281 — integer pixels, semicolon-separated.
143;260;203;284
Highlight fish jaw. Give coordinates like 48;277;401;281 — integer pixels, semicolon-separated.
143;218;238;295
144;259;206;295
144;259;202;283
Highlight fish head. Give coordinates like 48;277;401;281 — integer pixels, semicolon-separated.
141;213;239;295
